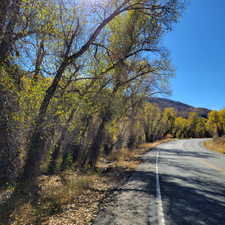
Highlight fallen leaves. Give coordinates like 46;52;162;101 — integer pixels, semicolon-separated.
2;139;171;225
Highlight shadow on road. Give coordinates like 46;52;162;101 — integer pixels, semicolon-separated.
94;147;225;225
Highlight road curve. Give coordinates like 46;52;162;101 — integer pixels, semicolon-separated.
150;139;225;225
93;139;225;225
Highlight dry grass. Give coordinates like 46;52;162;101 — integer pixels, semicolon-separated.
98;138;172;172
38;174;93;214
5;172;112;225
39;172;111;225
204;137;225;154
2;139;172;225
10;202;36;225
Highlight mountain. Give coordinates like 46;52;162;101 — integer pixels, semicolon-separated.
149;97;210;118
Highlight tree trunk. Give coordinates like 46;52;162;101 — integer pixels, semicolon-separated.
20;127;46;182
82;116;108;169
20;2;130;182
48;108;77;174
20;62;68;182
0;0;8;38
0;85;20;186
48;141;61;174
0;0;21;62
0;123;20;186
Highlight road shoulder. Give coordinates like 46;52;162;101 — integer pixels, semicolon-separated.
92;154;156;225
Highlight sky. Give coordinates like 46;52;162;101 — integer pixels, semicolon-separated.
162;0;225;110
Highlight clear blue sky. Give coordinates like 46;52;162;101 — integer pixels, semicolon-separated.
163;0;225;110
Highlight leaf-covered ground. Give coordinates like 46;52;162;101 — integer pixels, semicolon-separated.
0;140;170;225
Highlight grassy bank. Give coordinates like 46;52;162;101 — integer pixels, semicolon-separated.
204;136;225;154
0;139;170;225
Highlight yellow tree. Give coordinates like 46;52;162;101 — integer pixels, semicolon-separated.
141;103;162;142
173;117;189;138
195;117;208;138
207;110;222;137
161;107;176;137
218;108;225;135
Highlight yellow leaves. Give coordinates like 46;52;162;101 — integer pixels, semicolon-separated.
21;0;61;36
162;107;176;119
207;109;225;136
14;76;51;126
106;119;122;141
0;68;17;92
175;117;188;127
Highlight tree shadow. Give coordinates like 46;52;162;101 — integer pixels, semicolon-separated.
157;147;216;159
93;148;225;225
0;182;40;225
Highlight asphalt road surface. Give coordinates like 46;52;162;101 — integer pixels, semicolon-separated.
94;139;225;225
150;139;225;225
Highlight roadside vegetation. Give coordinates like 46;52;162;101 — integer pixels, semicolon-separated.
204;136;225;154
204;109;225;154
0;140;169;225
0;0;225;224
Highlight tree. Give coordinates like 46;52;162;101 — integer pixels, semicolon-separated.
207;110;222;137
218;108;225;135
0;0;21;62
173;116;189;138
0;1;187;223
195;117;208;138
161;107;176;136
0;75;20;185
0;0;185;181
141;103;162;142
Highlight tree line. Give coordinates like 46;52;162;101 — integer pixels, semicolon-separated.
1;0;225;191
0;0;186;188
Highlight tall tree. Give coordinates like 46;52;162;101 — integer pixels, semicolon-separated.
21;0;183;180
207;110;222;137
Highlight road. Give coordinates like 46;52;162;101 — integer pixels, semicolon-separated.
93;139;225;225
149;139;225;225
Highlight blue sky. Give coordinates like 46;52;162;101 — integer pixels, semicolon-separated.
162;0;225;110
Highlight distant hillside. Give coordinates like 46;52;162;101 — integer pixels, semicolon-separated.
149;97;210;118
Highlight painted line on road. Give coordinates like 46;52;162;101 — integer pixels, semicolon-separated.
155;149;166;225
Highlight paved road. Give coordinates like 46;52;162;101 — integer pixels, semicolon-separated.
149;139;225;225
94;139;225;225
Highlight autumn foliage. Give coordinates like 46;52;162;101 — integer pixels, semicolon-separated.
3;0;225;224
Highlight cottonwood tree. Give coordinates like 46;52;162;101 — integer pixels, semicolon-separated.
160;107;176;136
0;0;22;62
19;0;184;180
0;0;185;184
0;0;68;182
83;0;183;166
207;110;225;137
173;116;189;138
141;102;163;141
219;108;225;135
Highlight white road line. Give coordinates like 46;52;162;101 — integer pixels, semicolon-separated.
155;149;166;225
